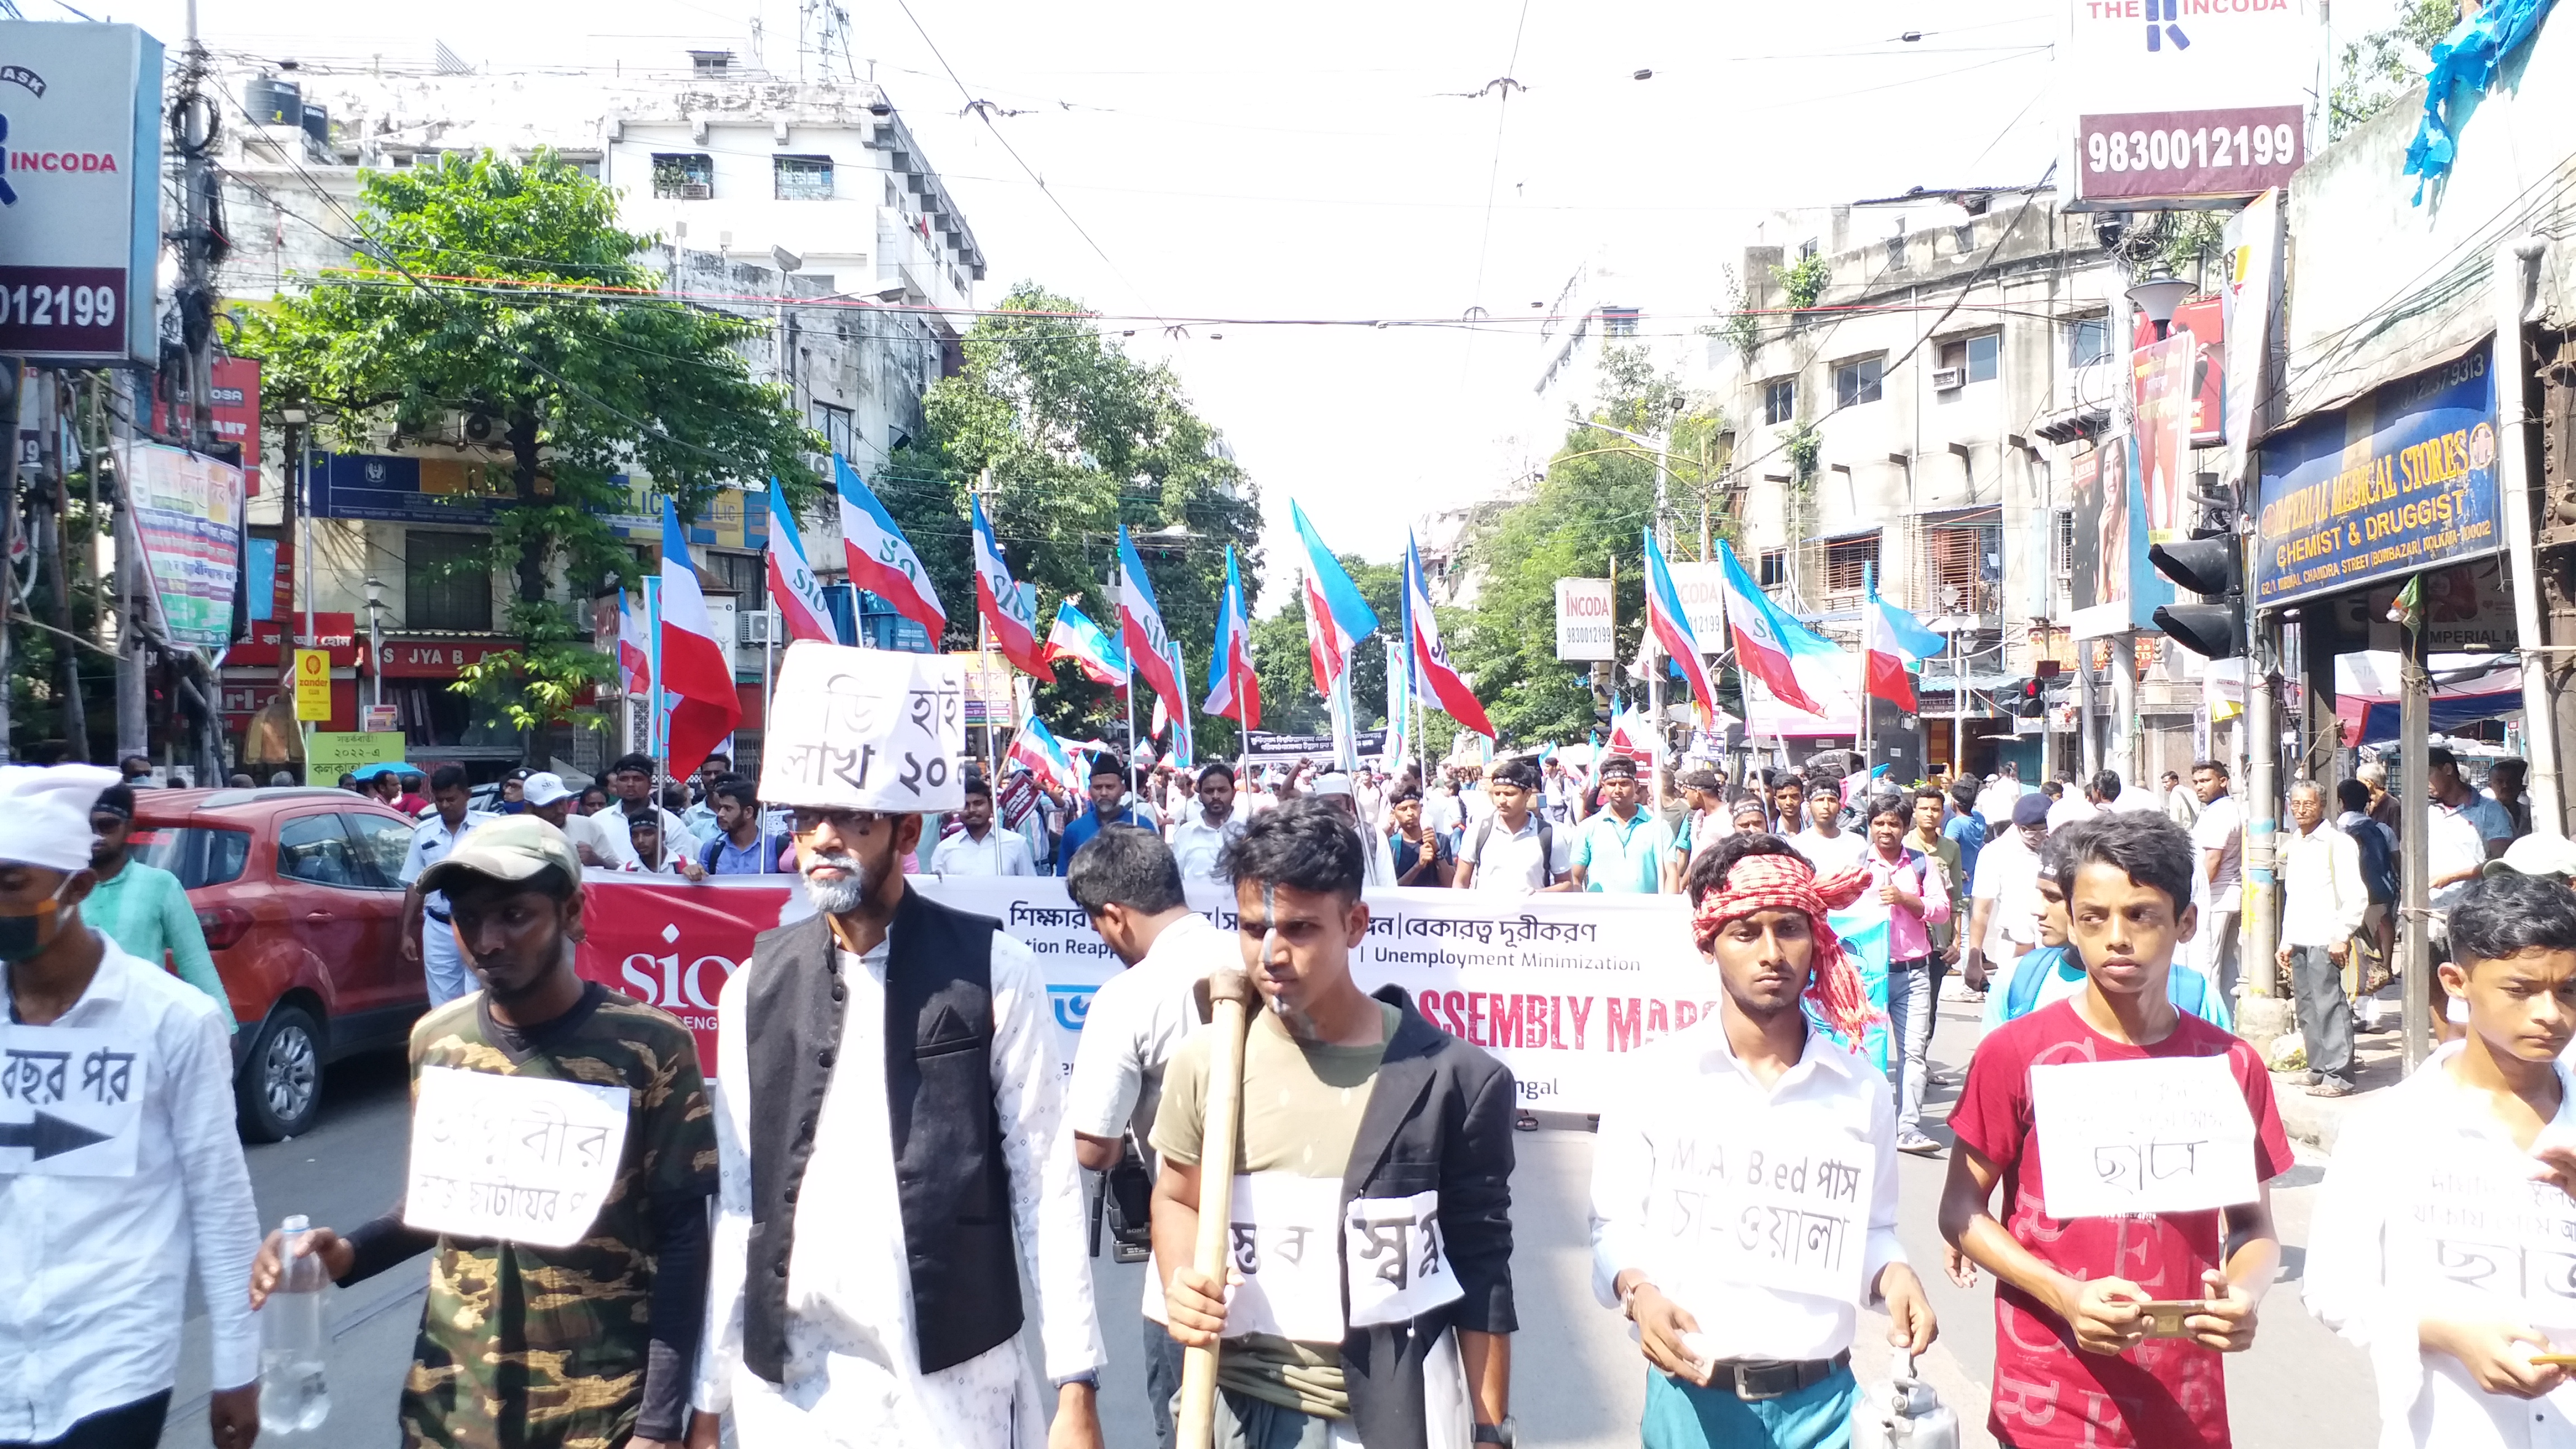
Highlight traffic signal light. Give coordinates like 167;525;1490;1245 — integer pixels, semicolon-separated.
2148;536;2246;659
2000;677;2047;717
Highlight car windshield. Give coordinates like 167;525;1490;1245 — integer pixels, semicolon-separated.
127;825;252;889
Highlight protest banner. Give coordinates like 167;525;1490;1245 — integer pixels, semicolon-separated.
2030;1054;2259;1219
2395;1143;2576;1328
759;641;967;813
401;1066;632;1248
0;1024;145;1177
1641;1123;1878;1304
572;874;1893;1117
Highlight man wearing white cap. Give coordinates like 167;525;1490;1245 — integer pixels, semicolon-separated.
696;644;1105;1448
522;770;624;869
0;764;262;1449
1312;770;1399;887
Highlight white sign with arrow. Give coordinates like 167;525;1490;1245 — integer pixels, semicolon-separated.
0;1024;146;1176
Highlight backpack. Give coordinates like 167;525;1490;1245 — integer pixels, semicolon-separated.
1469;816;1554;887
2004;945;2072;1019
2349;818;2399;906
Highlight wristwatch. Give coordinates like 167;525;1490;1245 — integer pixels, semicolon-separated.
1473;1418;1518;1446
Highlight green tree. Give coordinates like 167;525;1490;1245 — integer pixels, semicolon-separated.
2330;0;2461;139
240;149;819;750
892;283;1261;759
1247;555;1402;738
1449;349;1728;747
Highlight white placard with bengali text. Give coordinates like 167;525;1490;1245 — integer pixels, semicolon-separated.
758;641;965;813
1346;1188;1462;1327
1645;1125;1878;1304
1221;1171;1347;1343
2030;1054;2258;1219
2397;1145;2576;1331
404;1066;631;1247
0;1025;147;1177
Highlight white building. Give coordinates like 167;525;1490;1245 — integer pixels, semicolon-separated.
206;53;983;777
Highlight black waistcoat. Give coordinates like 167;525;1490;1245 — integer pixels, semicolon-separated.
739;887;1024;1381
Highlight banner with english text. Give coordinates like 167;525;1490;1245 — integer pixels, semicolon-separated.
572;873;1890;1115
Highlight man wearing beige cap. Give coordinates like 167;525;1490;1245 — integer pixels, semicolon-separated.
250;815;718;1449
0;764;262;1449
695;643;1105;1448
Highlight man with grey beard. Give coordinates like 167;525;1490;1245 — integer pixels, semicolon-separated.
693;654;1106;1448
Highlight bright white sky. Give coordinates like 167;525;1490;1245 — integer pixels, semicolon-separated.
106;0;2386;575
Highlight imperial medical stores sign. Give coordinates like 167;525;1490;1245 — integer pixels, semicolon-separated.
0;22;164;364
2253;353;2500;609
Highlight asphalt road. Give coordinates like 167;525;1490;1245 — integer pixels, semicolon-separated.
154;996;2381;1448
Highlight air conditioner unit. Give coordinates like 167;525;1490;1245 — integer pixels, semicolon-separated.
1931;367;1966;391
741;612;772;645
676;182;713;200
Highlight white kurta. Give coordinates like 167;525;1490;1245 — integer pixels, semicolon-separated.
697;926;1105;1447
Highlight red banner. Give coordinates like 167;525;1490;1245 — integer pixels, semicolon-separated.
574;876;792;1065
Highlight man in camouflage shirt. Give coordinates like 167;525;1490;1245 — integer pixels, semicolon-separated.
250;816;718;1448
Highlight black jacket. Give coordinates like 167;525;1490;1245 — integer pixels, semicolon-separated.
1333;985;1518;1449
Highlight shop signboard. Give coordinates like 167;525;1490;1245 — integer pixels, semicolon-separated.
2253;353;2499;609
305;730;406;786
0;22;164;362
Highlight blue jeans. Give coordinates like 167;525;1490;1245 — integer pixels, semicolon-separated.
1884;956;1935;1137
1145;1318;1184;1448
1642;1365;1857;1449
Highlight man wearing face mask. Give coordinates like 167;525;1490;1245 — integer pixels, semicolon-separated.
695;647;1105;1448
0;764;263;1449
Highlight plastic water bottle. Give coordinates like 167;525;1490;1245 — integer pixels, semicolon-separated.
1849;1348;1959;1449
259;1215;332;1434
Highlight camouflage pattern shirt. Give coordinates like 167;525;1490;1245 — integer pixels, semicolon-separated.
398;983;718;1449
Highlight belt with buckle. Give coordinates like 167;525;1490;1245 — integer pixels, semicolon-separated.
1712;1349;1848;1401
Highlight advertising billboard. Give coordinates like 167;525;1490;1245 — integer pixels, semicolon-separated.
2066;429;2180;640
2253;353;2500;608
2065;0;2317;209
1554;577;1613;661
123;441;245;648
0;22;164;363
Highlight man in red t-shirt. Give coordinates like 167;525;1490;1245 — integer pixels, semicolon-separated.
1938;812;2291;1448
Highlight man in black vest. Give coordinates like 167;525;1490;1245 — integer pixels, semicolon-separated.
1152;801;1521;1448
693;670;1107;1447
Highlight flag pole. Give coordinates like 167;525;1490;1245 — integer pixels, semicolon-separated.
647;574;665;815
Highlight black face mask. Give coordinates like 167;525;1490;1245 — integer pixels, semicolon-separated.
0;890;68;965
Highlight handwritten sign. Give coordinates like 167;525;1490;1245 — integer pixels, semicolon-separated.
1643;1126;1878;1304
758;641;965;813
403;1066;630;1248
2031;1054;2258;1219
0;1025;146;1177
2398;1149;2576;1330
1346;1189;1461;1328
1220;1171;1346;1343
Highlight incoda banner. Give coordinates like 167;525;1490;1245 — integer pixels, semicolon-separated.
573;873;1891;1116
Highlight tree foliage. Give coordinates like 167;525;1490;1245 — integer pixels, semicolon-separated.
1246;555;1402;737
2329;0;2460;140
1450;348;1728;747
239;149;818;743
891;283;1261;759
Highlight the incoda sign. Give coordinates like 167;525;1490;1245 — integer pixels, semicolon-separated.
1554;577;1613;661
2064;0;2317;208
0;22;163;363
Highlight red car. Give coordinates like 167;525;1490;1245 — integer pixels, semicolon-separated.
128;787;429;1140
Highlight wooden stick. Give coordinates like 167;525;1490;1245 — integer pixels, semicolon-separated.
1176;968;1259;1448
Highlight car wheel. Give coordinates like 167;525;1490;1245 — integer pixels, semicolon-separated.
238;1004;323;1142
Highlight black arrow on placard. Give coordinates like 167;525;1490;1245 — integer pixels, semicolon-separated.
0;1111;112;1161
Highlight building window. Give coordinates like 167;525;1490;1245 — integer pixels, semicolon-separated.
774;155;834;201
1798;239;1820;261
1825;535;1881;596
1925;525;1998;616
1600;306;1639;339
652;152;714;200
1938;332;2001;385
405;531;492;633
813;402;853;458
1833;356;1883;408
1763;378;1796;426
705;548;766;614
2067;315;2110;367
1758;549;1788;588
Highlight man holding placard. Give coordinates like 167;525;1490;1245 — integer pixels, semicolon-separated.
1152;802;1519;1448
2307;872;2576;1445
250;815;720;1449
1939;814;2291;1449
1590;834;1935;1447
695;642;1106;1448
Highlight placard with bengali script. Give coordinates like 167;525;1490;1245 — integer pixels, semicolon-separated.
2031;1054;2258;1219
403;1066;631;1248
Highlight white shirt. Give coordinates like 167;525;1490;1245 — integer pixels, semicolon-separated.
1167;809;1247;889
1065;912;1237;1167
2193;793;2244;906
2306;1042;2576;1448
2046;795;2100;830
1789;827;1868;877
1974;779;2026;825
2432;795;2515;911
0;936;261;1440
400;809;491;918
1461;815;1571;893
1971;830;2045;955
696;928;1104;1446
556;808;625;869
1589;1012;1906;1363
931;825;1036;877
2280;820;2368;950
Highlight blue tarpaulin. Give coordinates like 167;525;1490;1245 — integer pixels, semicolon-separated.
2407;0;2558;202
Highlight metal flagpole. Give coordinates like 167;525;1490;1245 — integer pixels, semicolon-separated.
761;598;775;773
646;575;665;812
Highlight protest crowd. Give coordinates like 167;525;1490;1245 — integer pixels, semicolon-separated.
10;638;2576;1449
